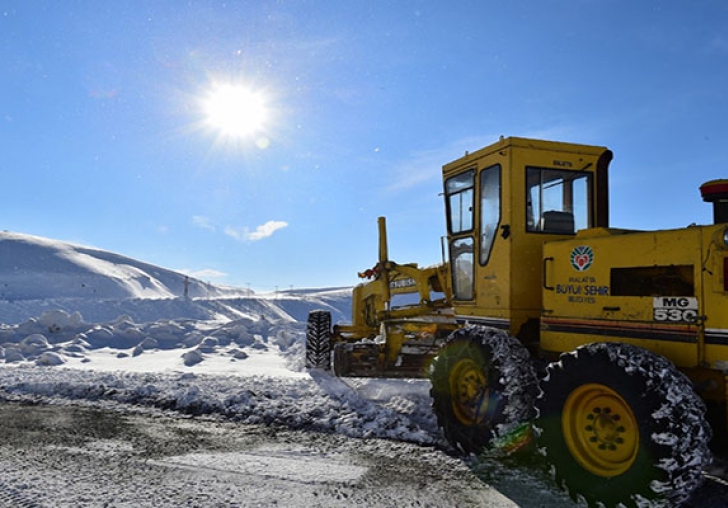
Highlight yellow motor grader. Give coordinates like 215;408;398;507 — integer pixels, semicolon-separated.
305;136;728;508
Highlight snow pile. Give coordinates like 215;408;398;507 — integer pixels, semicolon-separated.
0;367;438;445
0;307;439;445
0;307;441;444
0;309;285;366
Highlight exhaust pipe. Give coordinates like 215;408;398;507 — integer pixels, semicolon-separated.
700;180;728;224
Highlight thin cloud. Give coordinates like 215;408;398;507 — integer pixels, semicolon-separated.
179;268;228;280
224;227;245;241
192;215;216;232
384;136;493;194
708;35;728;54
225;220;289;242
189;268;227;279
385;129;597;195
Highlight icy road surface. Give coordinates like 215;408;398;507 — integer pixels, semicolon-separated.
0;403;726;508
0;403;517;508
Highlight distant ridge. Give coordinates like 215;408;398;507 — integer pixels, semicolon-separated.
0;231;352;326
0;231;248;301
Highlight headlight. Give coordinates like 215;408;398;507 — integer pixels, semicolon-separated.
713;227;728;249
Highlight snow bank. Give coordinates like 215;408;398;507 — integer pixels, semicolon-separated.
0;309;300;370
0;367;439;445
0;309;440;447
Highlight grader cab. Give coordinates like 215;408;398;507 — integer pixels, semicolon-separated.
306;136;728;507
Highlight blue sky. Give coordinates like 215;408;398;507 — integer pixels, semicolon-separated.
2;1;728;291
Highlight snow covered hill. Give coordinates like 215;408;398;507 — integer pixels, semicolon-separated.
0;231;233;300
0;230;357;405
0;231;351;325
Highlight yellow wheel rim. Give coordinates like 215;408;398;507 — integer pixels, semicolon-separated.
563;383;639;478
449;358;489;425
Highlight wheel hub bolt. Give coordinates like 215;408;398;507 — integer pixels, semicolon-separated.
585;407;626;450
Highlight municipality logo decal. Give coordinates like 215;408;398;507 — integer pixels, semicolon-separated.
570;245;594;272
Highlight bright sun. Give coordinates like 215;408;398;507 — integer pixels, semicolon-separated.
202;83;269;140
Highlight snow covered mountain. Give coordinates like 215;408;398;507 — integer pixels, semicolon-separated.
0;231;351;325
0;231;228;300
0;228;354;379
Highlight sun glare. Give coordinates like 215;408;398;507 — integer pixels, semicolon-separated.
202;83;269;140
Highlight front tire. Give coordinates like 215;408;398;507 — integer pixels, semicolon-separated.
305;310;332;370
429;326;537;454
536;342;711;508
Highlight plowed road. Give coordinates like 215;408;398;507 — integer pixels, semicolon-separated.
0;404;725;507
0;404;521;507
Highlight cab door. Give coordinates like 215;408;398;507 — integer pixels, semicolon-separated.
444;168;477;302
444;163;506;323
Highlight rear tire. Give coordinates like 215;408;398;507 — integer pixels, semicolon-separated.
305;310;332;370
429;326;537;454
536;342;711;508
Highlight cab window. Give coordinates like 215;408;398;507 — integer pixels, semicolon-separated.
445;169;475;234
526;168;592;234
451;237;474;300
479;165;501;265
